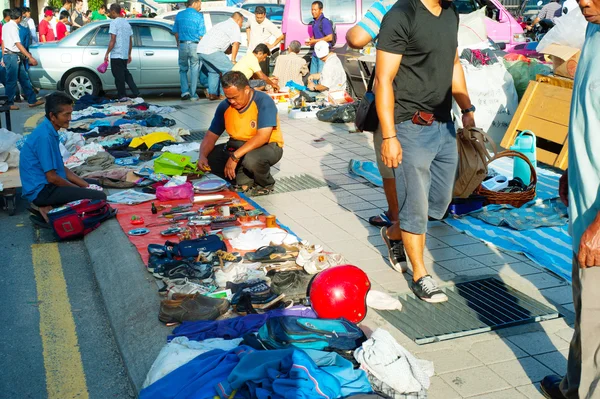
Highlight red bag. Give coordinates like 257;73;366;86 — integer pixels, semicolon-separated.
47;199;117;240
156;182;194;201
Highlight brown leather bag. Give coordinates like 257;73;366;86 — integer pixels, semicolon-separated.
454;127;497;198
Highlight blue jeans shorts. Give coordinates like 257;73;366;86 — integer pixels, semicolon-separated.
394;120;458;235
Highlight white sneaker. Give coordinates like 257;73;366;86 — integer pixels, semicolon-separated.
303;252;347;275
165;278;215;300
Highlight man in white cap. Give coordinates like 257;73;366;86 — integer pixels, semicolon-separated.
306;40;346;94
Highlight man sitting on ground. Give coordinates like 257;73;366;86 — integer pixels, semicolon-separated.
198;71;283;196
19;92;106;226
307;40;346;94
272;40;309;86
232;44;280;91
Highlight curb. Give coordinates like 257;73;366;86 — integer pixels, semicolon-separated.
84;218;171;394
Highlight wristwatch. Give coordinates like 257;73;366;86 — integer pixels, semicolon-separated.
230;153;240;162
461;105;476;114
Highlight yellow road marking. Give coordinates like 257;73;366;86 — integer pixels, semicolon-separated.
32;243;89;399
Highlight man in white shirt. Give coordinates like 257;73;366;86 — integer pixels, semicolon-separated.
2;8;44;110
246;6;283;75
306;40;346;94
104;3;139;99
197;12;244;100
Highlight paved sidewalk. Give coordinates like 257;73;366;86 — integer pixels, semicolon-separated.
158;97;575;398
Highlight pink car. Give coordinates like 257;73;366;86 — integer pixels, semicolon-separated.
282;0;526;52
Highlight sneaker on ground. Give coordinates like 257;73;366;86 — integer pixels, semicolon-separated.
411;275;448;303
302;251;346;275
380;227;408;273
158;294;229;324
166;279;215;299
181;93;191;100
161;263;212;280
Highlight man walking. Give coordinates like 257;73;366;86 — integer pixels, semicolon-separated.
173;0;205;101
104;3;139;100
375;0;476;303
246;5;283;75
197;12;243;100
305;1;334;74
540;2;600;398
2;8;44;110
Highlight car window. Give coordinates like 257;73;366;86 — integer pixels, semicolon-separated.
164;14;176;21
90;26;110;46
138;25;177;47
78;29;95;46
454;0;481;14
301;0;357;24
210;12;232;25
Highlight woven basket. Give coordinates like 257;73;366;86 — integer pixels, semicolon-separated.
474;150;537;208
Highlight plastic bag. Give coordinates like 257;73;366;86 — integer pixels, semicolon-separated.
97;61;108;74
316;103;357;123
156;182;194;201
452;62;519;145
502;58;552;100
0;129;22;153
458;8;488;48
537;6;587;52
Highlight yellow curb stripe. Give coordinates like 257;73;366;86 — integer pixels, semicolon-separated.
24;112;45;133
32;243;89;399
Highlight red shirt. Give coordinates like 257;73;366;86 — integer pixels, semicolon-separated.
56;21;67;40
39;19;55;42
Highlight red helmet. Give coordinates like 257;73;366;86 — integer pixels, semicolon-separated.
309;265;371;324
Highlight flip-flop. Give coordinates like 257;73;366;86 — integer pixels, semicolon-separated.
368;212;392;227
244;245;286;262
29;214;51;229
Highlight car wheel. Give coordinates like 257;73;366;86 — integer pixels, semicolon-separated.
64;70;100;100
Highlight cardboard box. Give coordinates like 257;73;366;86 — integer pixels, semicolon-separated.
541;44;581;79
328;90;354;105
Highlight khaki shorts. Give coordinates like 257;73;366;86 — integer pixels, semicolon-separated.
373;127;395;180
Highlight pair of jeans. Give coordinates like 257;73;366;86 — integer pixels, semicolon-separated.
110;58;139;99
4;53;36;105
33;179;107;207
198;51;233;96
207;140;283;188
178;42;200;98
309;53;324;74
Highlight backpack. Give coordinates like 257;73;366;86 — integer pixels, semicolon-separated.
47;199;117;240
453;127;497;198
257;316;366;351
166;235;226;258
311;16;337;47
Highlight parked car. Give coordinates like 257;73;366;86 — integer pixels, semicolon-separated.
240;3;285;22
29;19;182;99
282;0;525;52
159;7;256;49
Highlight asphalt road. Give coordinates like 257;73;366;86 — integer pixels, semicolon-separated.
0;195;135;398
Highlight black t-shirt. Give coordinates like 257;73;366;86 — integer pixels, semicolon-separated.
377;0;459;123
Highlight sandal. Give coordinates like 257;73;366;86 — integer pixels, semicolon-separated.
29;214;51;229
368;212;392;227
232;184;253;193
250;185;274;197
244;245;286;262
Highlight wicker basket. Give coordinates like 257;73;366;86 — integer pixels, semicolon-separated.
474;150;537;208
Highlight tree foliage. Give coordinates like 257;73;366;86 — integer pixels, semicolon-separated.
88;0;106;11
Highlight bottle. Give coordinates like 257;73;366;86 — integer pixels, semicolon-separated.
151;202;157;215
510;131;537;186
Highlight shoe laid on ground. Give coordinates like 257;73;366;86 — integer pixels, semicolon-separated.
181;93;191;100
269;269;313;300
29;214;51;229
169;293;230;314
161;263;213;280
29;99;45;108
540;375;567;399
380;227;408;273
158;295;228;324
9;105;19;110
163;278;216;299
411;275;448;303
298;250;346;275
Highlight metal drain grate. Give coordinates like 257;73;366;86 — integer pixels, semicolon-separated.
377;277;560;344
248;174;333;196
183;130;206;142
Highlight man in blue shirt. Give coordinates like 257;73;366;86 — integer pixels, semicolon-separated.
305;1;334;74
19;92;106;225
173;0;206;101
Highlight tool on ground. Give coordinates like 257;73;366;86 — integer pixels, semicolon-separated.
151;202;157;214
128;228;150;236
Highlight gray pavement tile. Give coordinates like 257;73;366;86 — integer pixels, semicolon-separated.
314;205;351;217
455;267;497;279
437;257;486;273
562;303;575;313
341;202;381;212
491;262;543;277
425;237;449;250
436;233;481;247
456;243;499;257
427;376;461;399
524;272;569;290
472;252;521;267
440;366;511;397
368;269;409;290
476;389;528;399
539;286;574;305
516;384;545;399
327;239;380;260
488;358;553;386
338;183;370;190
424;247;466;262
370;199;390;208
534;350;568;376
346;188;379;196
352;209;385;222
419;348;483;374
355;257;396;273
507;331;570;356
468;338;529;364
428;225;461;237
554;327;574;343
358;193;387;202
